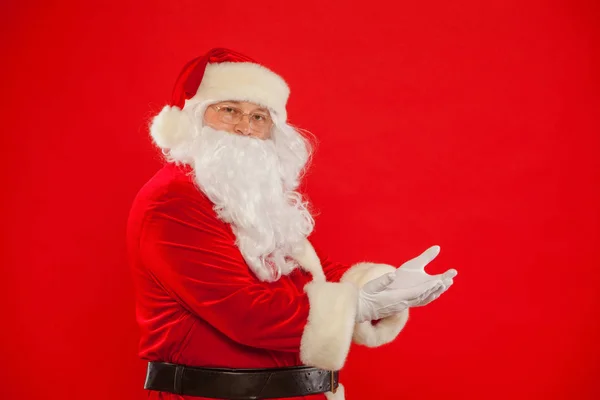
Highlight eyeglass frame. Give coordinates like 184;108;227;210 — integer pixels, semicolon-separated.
208;103;274;133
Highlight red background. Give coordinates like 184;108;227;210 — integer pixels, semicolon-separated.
2;0;599;399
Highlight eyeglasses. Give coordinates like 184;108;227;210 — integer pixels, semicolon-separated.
210;103;273;133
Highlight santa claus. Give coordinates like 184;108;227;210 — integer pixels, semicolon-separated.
127;48;457;400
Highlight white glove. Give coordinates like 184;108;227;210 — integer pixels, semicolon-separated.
390;245;457;307
356;246;457;323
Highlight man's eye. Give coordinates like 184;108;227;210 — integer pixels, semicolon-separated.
224;107;236;113
252;114;267;121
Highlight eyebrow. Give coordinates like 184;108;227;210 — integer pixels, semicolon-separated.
220;100;269;113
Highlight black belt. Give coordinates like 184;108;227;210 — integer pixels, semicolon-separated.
144;361;340;399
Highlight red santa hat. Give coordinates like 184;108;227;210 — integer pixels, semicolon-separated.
150;48;290;150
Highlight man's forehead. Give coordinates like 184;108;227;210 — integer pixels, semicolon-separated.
218;100;269;112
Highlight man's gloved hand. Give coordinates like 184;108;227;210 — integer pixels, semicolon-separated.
391;245;457;306
356;246;457;323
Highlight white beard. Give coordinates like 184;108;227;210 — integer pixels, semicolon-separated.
190;125;314;282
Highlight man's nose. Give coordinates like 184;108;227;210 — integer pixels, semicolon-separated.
234;115;252;136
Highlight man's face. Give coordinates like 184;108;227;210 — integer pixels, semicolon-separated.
191;105;313;281
203;100;274;140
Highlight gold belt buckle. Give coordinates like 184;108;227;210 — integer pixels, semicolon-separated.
330;370;337;394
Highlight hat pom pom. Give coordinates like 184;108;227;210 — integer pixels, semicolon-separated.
149;105;193;150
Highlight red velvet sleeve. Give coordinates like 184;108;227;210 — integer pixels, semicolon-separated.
138;182;310;352
311;243;352;283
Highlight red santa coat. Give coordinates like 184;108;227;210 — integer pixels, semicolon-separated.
127;163;410;400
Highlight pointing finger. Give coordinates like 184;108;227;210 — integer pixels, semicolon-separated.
442;269;458;279
402;245;441;271
423;245;441;262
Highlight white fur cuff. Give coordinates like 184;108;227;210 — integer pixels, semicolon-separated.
300;282;358;371
341;262;409;348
